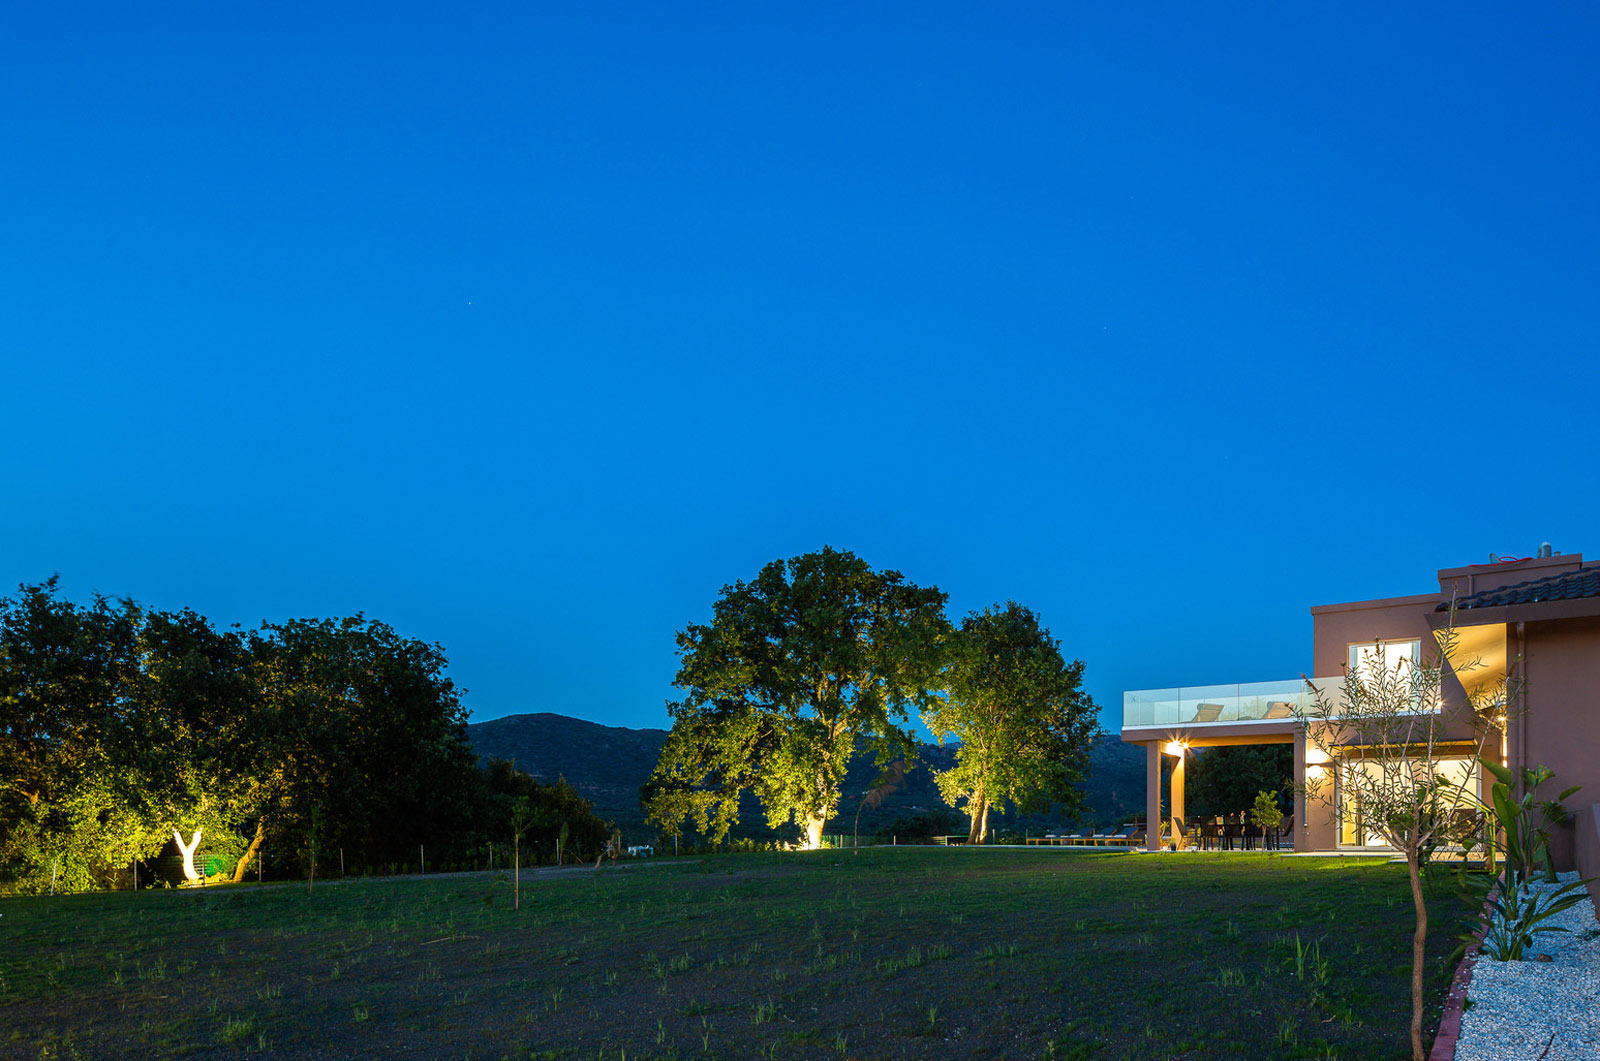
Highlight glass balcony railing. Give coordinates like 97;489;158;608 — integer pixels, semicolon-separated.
1122;678;1345;729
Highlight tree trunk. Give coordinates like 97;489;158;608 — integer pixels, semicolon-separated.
803;813;826;851
968;796;989;845
174;828;203;883
1407;846;1427;1061
514;835;520;911
231;821;266;883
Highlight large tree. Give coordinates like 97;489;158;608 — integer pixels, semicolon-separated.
644;547;948;850
125;607;260;881
0;578;490;894
925;602;1098;844
0;579;143;892
237;615;480;880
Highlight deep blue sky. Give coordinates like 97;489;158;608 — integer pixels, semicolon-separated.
4;5;1598;733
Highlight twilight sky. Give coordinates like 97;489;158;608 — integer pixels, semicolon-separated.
4;4;1598;733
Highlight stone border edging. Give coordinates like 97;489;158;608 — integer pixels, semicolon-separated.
1428;876;1501;1061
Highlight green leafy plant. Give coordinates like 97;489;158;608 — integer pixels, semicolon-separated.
1479;760;1579;884
1458;758;1591;961
1475;875;1590;960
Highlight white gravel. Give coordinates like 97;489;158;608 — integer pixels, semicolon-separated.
1453;872;1600;1061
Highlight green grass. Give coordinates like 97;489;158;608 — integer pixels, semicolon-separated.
0;849;1469;1059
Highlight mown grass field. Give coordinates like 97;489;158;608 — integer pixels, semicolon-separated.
0;849;1470;1060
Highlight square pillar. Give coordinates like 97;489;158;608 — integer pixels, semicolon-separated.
1293;729;1307;852
1145;741;1162;852
1171;749;1185;850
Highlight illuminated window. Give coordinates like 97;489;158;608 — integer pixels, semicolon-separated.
1348;639;1420;681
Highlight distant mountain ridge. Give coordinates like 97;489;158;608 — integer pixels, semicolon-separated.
465;712;1145;841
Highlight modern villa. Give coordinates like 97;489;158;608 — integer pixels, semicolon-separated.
1120;547;1600;879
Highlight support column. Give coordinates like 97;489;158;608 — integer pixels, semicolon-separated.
1145;741;1162;852
1170;749;1185;851
1293;729;1307;852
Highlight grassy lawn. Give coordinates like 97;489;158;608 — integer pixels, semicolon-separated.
0;848;1470;1060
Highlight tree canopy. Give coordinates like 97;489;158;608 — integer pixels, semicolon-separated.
0;578;608;894
924;602;1099;843
644;547;948;849
1185;744;1292;819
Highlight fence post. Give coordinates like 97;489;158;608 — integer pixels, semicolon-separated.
420;844;425;875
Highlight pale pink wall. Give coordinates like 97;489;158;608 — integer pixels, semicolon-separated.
1306;592;1491;849
1311;595;1440;677
1576;806;1600;919
1519;615;1600;871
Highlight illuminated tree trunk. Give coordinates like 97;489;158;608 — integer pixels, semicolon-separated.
230;821;266;883
803;812;826;850
967;794;990;845
173;828;203;883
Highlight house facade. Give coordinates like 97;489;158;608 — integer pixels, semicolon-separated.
1120;548;1600;871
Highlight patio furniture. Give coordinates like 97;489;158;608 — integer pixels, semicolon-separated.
1190;702;1224;723
1263;700;1294;719
1099;824;1141;847
1222;822;1243;851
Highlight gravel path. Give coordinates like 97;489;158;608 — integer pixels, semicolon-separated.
1453;873;1600;1061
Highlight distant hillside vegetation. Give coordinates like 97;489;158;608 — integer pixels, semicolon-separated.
465;713;1146;843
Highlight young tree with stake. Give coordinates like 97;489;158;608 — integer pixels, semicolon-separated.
510;796;533;910
1293;619;1510;1061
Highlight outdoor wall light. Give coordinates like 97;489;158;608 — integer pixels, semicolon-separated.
1163;741;1187;756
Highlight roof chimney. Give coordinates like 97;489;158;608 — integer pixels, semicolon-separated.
1539;542;1554;559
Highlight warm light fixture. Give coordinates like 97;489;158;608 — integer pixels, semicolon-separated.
1305;747;1331;765
1164;740;1187;756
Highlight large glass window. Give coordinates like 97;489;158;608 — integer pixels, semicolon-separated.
1337;755;1479;847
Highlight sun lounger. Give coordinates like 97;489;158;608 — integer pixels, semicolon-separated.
1099;824;1141;847
1190;703;1223;723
